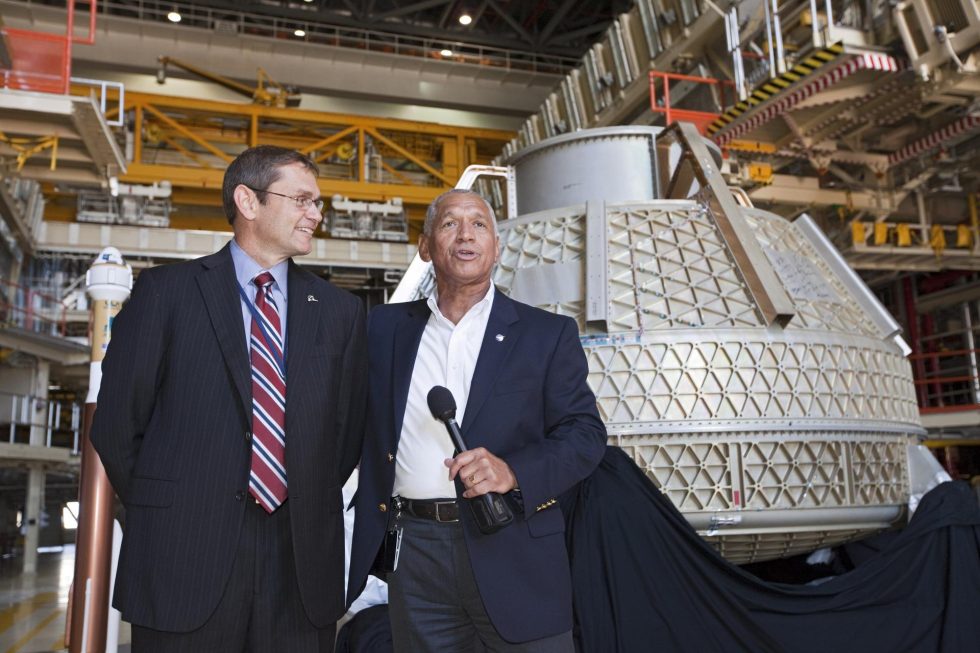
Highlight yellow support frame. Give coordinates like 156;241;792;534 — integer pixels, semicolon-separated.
118;91;514;212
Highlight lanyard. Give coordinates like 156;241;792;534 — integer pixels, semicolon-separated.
238;282;287;378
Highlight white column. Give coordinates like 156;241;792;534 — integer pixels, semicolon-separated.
23;466;45;574
23;359;50;575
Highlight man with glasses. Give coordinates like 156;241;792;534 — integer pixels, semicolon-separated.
92;145;367;652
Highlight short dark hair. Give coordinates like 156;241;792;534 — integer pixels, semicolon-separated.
222;145;319;224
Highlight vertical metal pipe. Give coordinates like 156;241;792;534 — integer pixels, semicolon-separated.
63;0;75;94
72;404;80;454
46;400;53;447
771;0;786;75
922;314;943;407
765;0;777;78
904;277;926;407
69;248;132;653
963;301;980;404
727;6;747;100
809;0;820;47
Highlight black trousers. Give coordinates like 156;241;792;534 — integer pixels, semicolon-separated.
387;514;573;653
132;500;335;653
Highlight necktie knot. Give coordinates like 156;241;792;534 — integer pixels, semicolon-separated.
254;271;275;291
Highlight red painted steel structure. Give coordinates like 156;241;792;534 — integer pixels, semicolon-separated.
0;0;96;93
649;70;732;136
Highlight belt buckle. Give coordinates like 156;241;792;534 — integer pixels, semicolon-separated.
433;500;457;523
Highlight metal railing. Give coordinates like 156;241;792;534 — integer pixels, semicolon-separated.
648;70;733;135
70;76;125;127
56;0;578;75
0;390;82;453
0;0;96;94
912;346;980;413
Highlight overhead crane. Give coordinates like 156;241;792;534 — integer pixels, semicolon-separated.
156;56;302;108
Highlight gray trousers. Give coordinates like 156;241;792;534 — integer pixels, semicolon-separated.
387;513;574;653
132;500;335;653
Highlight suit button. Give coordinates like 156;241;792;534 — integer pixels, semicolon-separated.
235;491;245;501
387;452;394;462
244;431;252;442
378;503;387;512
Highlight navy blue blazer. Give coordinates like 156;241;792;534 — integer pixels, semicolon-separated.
91;244;367;632
348;290;606;643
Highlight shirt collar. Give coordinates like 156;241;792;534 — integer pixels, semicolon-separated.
230;238;289;297
427;283;495;324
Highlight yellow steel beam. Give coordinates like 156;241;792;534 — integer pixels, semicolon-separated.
299;125;359;156
133;104;143;164
114;91;513;211
123;91;513;140
380;160;414;186
173;189;225;206
727;139;777;154
364;126;454;186
158;132;213;168
123;163;447;205
142;103;234;164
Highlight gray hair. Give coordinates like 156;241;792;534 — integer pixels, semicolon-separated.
423;189;497;236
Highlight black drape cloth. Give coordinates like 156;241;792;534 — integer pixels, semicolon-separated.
563;447;980;653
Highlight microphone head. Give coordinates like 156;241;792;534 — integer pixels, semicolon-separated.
427;385;457;422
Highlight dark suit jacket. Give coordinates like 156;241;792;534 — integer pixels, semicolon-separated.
348;291;606;643
91;244;367;632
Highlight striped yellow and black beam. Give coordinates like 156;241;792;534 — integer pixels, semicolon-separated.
708;43;845;137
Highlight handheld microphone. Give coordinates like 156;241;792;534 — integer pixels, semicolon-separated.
427;385;514;535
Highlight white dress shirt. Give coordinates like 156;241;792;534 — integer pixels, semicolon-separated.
341;469;388;627
392;284;495;500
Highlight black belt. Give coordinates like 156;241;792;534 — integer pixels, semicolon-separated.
395;497;459;523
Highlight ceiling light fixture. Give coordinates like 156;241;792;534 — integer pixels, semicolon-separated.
294;29;306;37
440;48;453;57
459;13;472;26
167;10;181;23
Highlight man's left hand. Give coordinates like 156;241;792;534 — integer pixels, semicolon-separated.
445;448;517;498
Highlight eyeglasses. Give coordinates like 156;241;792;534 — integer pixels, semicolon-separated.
246;186;325;213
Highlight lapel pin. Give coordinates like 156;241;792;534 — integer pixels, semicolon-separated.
307;295;318;302
495;334;505;342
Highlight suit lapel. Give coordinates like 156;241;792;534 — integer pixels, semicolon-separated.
391;300;430;442
196;244;251;418
460;291;520;433
285;261;317;394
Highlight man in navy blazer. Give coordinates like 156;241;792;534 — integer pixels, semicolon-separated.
349;189;606;651
92;146;367;652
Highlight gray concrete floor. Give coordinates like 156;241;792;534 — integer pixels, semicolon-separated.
0;545;131;653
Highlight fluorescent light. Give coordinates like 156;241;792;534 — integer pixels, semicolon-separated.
459;14;473;26
440;48;453;57
167;11;181;23
294;29;306;37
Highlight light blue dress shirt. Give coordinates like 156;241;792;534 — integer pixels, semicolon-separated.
229;238;289;349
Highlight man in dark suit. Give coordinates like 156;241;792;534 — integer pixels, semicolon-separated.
349;189;606;651
91;146;367;652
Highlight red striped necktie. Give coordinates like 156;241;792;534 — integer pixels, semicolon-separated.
249;271;287;513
